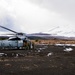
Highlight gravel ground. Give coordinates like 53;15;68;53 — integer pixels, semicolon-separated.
0;45;75;75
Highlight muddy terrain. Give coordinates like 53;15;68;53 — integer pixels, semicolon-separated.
0;45;75;75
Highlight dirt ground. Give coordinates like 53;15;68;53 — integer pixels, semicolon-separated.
0;45;75;75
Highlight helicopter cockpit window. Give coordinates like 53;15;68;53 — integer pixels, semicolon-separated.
9;37;21;40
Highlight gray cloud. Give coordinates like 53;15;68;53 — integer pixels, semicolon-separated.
28;0;75;20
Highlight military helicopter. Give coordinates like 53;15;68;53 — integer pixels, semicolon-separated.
0;25;34;50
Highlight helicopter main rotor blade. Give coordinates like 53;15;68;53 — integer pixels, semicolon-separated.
0;33;15;35
0;25;18;34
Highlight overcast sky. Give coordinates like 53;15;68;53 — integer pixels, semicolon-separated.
0;0;75;37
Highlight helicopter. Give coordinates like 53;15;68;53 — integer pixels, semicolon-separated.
0;25;34;50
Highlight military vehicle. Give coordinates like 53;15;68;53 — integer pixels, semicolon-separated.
0;25;34;50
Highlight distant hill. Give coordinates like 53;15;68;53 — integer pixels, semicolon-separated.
0;36;9;40
27;33;75;40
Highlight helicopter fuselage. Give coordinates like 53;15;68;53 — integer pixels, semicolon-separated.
0;39;23;49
